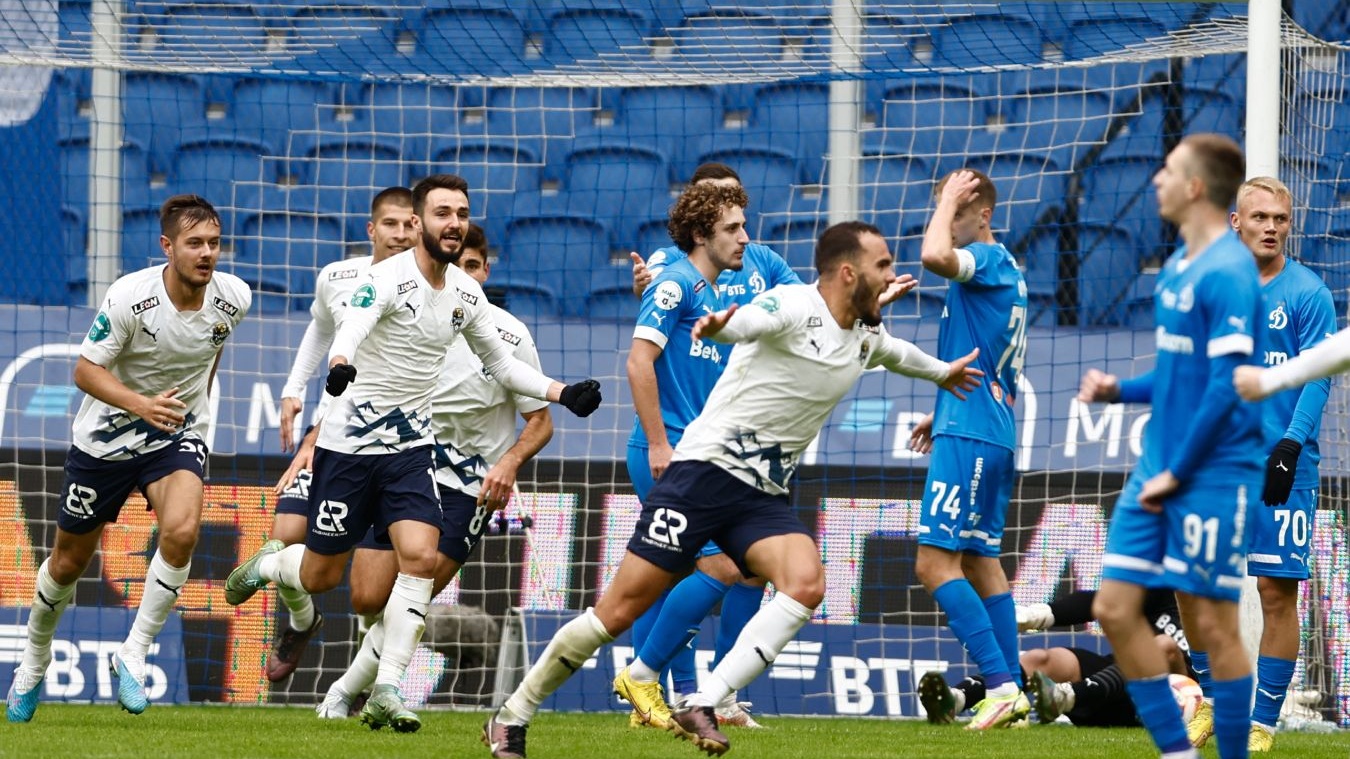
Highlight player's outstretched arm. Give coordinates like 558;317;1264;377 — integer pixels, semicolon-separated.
936;348;983;399
691;303;740;341
920;170;980;280
1236;325;1350;401
74;356;185;434
877;272;919;307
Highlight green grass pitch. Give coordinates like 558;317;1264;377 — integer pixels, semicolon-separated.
1;705;1346;759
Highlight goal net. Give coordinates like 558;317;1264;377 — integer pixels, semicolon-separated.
0;0;1346;727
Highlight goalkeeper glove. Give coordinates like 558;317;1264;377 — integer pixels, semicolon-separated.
559;379;602;417
1261;438;1302;506
325;364;358;397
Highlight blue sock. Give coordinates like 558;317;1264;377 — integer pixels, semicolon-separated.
713;583;763;669
1252;655;1295;728
932;579;1011;688
1212;674;1254;759
1127;675;1192;754
1190;649;1213;697
631;589;670;664
637;571;728;695
982;592;1022;688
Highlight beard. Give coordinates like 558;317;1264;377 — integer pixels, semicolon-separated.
423;227;461;264
852;283;882;327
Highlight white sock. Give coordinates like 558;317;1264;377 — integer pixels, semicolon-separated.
501;608;613;725
123;550;190;657
20;558;76;671
332;616;385;699
279;585;315;631
988;682;1018;698
689;592;813;708
374;573;432;688
628;655;660;683
261;544;307;591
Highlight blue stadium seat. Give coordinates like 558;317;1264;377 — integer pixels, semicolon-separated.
295;136;407;225
495;215;611;318
120;206;164;275
234;210;346;297
695;143;799;214
874;79;990;157
417;6;530;77
543;6;652;63
584;266;641;321
122;72;207;173
931;13;1043;69
563;143;669;248
62;206;86;298
230;77;339;156
281;5;395;51
961;152;1063;248
1079;156;1165;260
671;9;781;61
429;138;541;218
1302;223;1350;306
858;154;934;241
633;214;674;261
357;82;460;164
1001;87;1114;169
605;85;721;179
748;81;829;183
1185;53;1246;104
147;5;272;58
59;135;153;214
1076;222;1144;326
171;136;277;216
483;86;598;160
761;215;825;272
1181;89;1243;141
1289;1;1349;41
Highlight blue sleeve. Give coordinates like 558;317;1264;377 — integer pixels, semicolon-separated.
1286;284;1337;443
762;246;803;287
634;272;691;345
1166;352;1246;481
1118;371;1154;403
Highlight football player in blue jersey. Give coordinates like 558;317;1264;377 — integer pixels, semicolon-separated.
911;168;1031;731
1201;176;1334;753
1079;134;1258;759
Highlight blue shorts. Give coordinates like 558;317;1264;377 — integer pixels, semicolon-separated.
305;446;442;556
275;468;312;517
1102;469;1257;602
58;440;207;534
916;437;1014;557
627;460;811;576
629;441;722;560
357;488;490;565
1247;488;1316;580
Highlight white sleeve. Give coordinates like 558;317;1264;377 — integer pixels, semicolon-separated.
869;332;951;383
328;279;383;363
711;290;799;343
1260;326;1350;394
461;299;554;401
281;318;336;400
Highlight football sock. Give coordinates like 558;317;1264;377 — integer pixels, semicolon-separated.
501;608;613;725
1211;675;1254;759
983;592;1023;688
1252;655;1294;728
124;550;189;657
374;573;431;689
933;579;1012;689
689;592;812;708
1128;674;1192;755
20;558;76;671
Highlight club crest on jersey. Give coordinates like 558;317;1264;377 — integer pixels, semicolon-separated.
858;341;870;364
1268;304;1288;330
130;296;160;315
397;280;418;295
654;281;682;310
329;268;359;280
210;296;238;317
351;283;376;308
749;270;767;294
754;295;780;313
209;322;231;346
88;312;112;342
452;307;465;330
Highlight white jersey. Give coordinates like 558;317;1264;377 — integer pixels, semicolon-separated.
279;255;373;402
73;265;251;459
319;249;554;455
674;284;949;495
433;304;548;497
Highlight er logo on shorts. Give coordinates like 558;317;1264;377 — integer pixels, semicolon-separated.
315;500;350;536
647;507;688;548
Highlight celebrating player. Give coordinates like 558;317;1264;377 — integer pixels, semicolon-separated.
225;174;601;732
6;195;251;722
483;220;982;758
912;168;1031;730
1079;134;1258;759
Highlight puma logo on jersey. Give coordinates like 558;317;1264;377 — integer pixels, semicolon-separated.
140;326;159;342
405;302;419;318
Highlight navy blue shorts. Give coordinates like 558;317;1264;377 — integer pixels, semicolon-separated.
305;446;442;556
357;487;489;565
58;440;207;534
627;460;810;576
274;468;312;517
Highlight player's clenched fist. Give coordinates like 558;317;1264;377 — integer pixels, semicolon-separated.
325;363;357;397
1077;368;1120;403
559;379;602;417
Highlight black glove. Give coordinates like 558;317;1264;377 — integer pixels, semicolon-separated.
1262;438;1302;506
325;364;358;397
559;379;602;417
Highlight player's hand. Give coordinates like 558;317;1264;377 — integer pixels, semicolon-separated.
877;273;918;307
630;251;652;297
1138;469;1179;513
1262;439;1302;506
279;396;303;452
139;387;187;433
939;348;984;400
908;412;935;454
938;169;982;208
1016;603;1055;632
1078;368;1120;403
691;303;738;341
325;363;357;397
559;379;602;417
648;442;674;481
274;442;315;495
1233;365;1270;401
478;463;518;510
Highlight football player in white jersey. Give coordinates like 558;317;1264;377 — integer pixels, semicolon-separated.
259;187;416;683
225;174;601;732
5;195;251;723
483;221;982;758
317;223;554;718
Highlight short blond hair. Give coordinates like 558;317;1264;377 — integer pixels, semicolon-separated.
1236;176;1293;209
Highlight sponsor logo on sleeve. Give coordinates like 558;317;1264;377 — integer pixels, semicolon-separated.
654;281;682;311
130;296;160;315
807;316;822;328
498;328;521;346
351;283;376;308
87;312;111;342
397;280;418;295
210;296;238;317
459;290;479;306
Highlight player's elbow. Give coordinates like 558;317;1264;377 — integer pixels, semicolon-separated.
919;246;956;278
72;357;101;393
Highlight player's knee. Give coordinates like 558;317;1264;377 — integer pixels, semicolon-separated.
1020;649;1050;672
299;561;344;594
156;522;201;564
776;572;824;609
47;549;90;585
350;582;391;616
696;554;741;585
1090;594;1131;632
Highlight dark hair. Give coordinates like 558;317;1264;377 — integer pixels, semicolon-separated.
1180;133;1245;209
412;174;469;214
815;220;884;275
690;162;741;185
159;194;220;238
934;168;997;210
462;222;487;253
370;186;413;217
667;182;750;253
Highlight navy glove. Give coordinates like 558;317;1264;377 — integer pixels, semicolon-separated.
325;364;358;397
559;379;602;417
1261;438;1302;506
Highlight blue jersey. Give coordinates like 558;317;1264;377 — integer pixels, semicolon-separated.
647;242;801;306
1144;231;1264;477
932;242;1028;451
629;257;730;447
1260;258;1335;490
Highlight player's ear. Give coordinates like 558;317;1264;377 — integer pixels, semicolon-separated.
160;234;172;257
